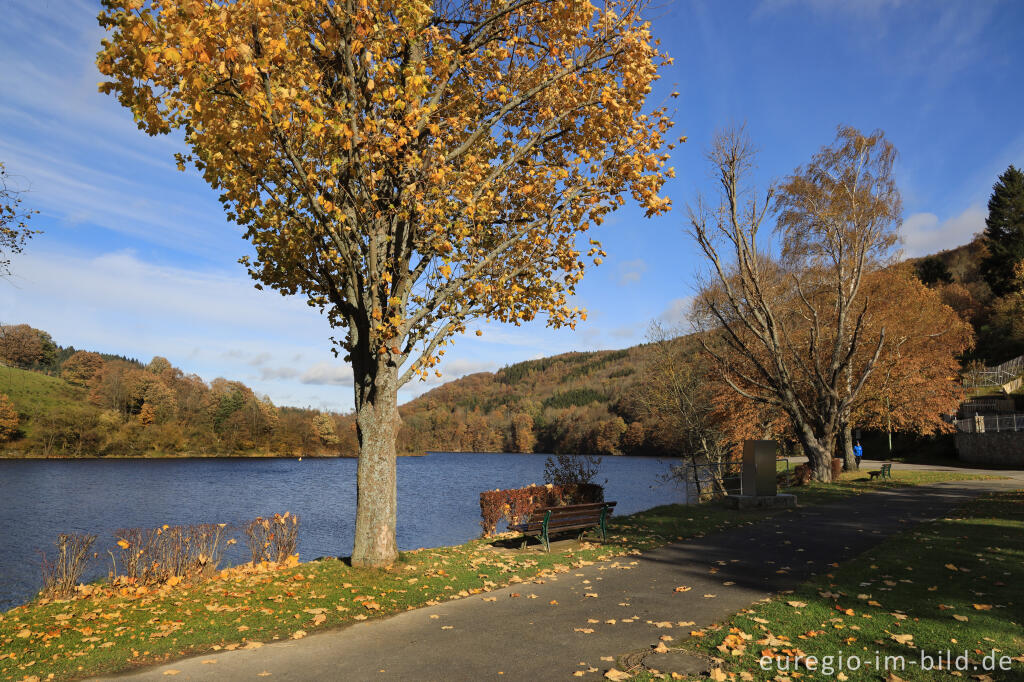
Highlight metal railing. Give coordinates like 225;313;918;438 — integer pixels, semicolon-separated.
954;413;1024;434
959;398;1016;417
962;354;1024;388
671;458;792;502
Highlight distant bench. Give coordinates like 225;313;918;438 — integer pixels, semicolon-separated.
868;463;893;480
511;502;617;552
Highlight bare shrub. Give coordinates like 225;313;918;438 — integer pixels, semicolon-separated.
40;533;96;598
190;523;229;578
114;522;231;584
543;454;602;487
245;512;299;564
113;527;151;582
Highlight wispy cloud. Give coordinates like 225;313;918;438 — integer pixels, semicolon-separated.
617;258;648;285
755;0;910;19
657;297;694;329
300;362;354;386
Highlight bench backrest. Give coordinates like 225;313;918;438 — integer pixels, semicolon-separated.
522;502;616;526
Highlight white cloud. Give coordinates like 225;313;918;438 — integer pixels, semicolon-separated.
300;362;354;386
900;206;984;257
657;297;694;329
617;258;648;285
259;366;301;381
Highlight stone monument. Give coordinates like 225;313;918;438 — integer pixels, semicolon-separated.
725;439;797;509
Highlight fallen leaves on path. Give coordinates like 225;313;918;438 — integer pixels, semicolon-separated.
673;586;692;593
604;669;631;681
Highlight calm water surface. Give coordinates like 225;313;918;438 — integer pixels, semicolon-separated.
0;452;682;609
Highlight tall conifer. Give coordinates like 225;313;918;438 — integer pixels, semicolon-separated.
981;165;1024;296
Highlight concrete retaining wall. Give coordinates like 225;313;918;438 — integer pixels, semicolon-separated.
955;431;1024;466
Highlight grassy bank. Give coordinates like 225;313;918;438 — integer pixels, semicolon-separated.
0;471;1005;681
674;489;1024;681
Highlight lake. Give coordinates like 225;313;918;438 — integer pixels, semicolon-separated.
0;452;684;610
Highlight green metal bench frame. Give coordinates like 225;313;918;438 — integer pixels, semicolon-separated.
514;502;616;552
869;463;892;480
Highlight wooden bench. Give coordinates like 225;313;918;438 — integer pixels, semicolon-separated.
512;502;617;552
868;463;892;480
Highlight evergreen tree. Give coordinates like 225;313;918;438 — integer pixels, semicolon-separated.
914;256;953;286
981;165;1024;297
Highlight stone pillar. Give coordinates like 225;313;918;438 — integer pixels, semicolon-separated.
742;440;777;497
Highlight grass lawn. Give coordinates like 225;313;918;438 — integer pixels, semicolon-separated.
0;470;1008;681
0;367;90;441
670;489;1024;681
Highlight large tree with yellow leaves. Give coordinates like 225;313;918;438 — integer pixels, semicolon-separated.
98;0;676;566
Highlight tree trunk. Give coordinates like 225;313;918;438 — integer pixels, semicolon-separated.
796;425;835;482
838;422;856;471
351;362;400;568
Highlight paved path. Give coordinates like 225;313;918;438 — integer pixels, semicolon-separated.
102;478;1021;682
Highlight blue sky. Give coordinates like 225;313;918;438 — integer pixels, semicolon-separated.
1;0;1022;412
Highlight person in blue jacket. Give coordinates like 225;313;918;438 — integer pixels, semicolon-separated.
853;441;863;469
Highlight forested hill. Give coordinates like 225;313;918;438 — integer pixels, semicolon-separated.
393;345;667;457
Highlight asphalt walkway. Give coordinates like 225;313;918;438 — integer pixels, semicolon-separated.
102;476;1022;682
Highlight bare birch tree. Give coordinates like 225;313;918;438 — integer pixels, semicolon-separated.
689;126;900;481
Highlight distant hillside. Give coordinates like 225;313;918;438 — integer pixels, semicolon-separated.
0;327;355;458
390;341;692;456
